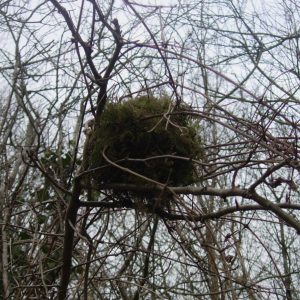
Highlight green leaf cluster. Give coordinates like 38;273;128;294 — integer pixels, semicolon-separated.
89;96;204;191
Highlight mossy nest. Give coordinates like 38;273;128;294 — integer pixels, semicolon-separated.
89;96;204;191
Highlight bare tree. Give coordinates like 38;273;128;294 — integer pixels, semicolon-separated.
1;0;300;299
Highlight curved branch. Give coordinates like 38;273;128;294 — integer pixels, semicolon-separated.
48;0;101;80
80;182;300;233
79;196;300;222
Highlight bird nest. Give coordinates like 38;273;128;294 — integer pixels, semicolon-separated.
88;96;204;202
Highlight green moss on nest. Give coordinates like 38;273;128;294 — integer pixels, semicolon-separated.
89;96;203;190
